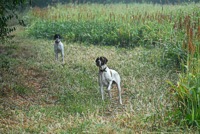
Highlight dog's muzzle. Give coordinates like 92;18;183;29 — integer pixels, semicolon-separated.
55;38;61;44
96;60;101;67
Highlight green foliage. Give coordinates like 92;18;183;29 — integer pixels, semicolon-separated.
162;41;187;68
27;19;173;48
167;38;200;128
168;71;200;127
27;20;135;47
0;0;27;40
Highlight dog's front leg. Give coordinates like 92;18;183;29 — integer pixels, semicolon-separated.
55;52;58;61
100;85;104;101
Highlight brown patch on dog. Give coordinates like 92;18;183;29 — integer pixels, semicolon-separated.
100;56;108;64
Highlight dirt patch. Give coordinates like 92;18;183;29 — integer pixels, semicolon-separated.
0;64;51;111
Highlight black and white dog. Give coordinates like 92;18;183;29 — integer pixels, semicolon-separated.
95;56;122;104
54;34;64;63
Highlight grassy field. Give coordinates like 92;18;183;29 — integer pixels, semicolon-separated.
0;3;200;133
0;26;191;133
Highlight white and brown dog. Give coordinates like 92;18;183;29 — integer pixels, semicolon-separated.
54;34;64;63
95;56;122;104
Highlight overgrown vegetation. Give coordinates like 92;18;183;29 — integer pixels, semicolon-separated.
26;4;200;68
0;3;199;133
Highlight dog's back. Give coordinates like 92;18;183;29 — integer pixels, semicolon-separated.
110;69;121;84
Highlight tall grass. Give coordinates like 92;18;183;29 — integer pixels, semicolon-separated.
166;5;200;127
168;30;200;128
26;3;199;67
25;4;184;45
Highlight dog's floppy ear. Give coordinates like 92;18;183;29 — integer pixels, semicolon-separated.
102;56;108;64
95;57;99;63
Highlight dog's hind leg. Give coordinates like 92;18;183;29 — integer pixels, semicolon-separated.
117;83;122;104
61;49;64;63
107;81;112;99
61;52;64;63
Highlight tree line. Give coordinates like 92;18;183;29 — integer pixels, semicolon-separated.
31;0;199;7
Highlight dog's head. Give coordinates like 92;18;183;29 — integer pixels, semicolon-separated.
95;56;108;67
54;34;61;43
